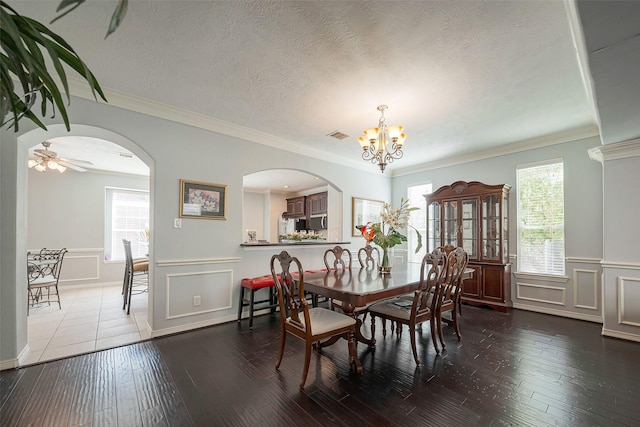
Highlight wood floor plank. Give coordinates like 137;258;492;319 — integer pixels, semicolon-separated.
3;306;640;426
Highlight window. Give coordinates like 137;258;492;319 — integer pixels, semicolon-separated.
517;160;565;275
105;187;149;261
407;183;432;263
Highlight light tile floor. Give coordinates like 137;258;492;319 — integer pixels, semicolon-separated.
23;284;149;366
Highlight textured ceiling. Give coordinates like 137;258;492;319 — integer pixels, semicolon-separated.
11;1;606;177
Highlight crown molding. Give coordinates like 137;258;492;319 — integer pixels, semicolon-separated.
66;78;602;177
392;125;600;177
66;78;375;174
588;138;640;163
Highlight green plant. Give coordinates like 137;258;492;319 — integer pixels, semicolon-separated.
0;0;128;131
356;197;423;253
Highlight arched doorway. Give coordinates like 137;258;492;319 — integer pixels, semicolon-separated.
18;124;154;365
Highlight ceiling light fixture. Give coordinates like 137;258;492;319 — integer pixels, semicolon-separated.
357;105;406;173
27;141;92;173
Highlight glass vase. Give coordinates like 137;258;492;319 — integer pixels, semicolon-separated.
379;247;394;274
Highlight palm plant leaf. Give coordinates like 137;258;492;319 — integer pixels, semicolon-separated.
53;0;128;39
1;1;108;131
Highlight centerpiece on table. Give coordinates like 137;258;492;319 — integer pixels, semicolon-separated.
356;198;422;273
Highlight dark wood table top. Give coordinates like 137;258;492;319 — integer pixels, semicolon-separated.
303;265;473;309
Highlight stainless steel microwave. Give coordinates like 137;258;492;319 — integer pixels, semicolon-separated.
308;215;327;230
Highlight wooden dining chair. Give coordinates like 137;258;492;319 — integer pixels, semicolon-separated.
26;248;68;315
323;245;352;270
324;246;365;316
368;248;448;365
438;244;463;314
436;247;469;348
122;239;149;314
270;250;359;389
357;243;380;269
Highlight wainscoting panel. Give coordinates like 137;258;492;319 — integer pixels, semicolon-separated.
165;269;234;320
617;276;640;327
573;268;599;310
516;282;566;306
59;254;100;283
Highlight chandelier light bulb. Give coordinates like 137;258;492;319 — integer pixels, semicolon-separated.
47;159;58;169
357;105;407;173
56;164;67;173
27;159;38;168
35;163;46;172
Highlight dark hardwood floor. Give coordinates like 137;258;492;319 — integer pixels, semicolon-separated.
2;305;640;426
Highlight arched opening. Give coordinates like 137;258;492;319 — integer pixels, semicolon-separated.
17;124;154;365
242;169;343;243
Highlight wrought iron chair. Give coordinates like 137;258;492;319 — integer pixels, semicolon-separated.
270;250;359;389
27;248;68;314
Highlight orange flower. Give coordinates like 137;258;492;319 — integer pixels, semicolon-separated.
359;222;375;242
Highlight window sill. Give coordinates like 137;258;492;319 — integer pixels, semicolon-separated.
513;271;569;283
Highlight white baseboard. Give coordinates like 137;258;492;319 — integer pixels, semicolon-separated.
60;280;121;290
512;302;602;323
0;344;29;371
601;328;640;343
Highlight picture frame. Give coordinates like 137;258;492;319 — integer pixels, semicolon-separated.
352;197;385;237
179;179;227;220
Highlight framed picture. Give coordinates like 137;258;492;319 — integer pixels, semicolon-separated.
179;179;227;220
352;197;385;237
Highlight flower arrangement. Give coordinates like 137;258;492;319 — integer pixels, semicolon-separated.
139;228;150;243
356;198;422;272
279;232;325;242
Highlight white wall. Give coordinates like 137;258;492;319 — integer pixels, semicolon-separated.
393;135;605;322
0;96;391;368
27;168;149;287
242;191;266;241
596;142;640;342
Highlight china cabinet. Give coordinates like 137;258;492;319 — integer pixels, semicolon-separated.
425;181;512;312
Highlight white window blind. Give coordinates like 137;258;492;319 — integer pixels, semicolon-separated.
407;183;431;263
105;188;149;261
517;160;565;275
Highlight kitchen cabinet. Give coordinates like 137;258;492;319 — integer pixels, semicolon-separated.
286;196;306;218
425;181;512;312
307;191;328;216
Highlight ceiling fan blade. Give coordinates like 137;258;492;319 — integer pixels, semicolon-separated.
59;157;93;165
33;151;50;158
34;148;57;157
58;160;88;172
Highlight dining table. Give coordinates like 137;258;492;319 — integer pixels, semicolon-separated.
303;264;474;347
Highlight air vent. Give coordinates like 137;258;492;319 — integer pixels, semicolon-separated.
327;131;349;140
117;152;134;158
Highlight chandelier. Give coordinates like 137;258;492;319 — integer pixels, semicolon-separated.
357;105;406;173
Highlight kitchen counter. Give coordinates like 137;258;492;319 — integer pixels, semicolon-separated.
240;241;351;248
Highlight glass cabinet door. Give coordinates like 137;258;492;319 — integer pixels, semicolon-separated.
443;200;458;246
426;201;440;252
461;198;477;259
482;195;500;260
502;194;508;261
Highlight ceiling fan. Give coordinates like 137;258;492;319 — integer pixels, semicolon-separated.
28;141;93;173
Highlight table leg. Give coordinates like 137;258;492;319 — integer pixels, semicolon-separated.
347;330;363;375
